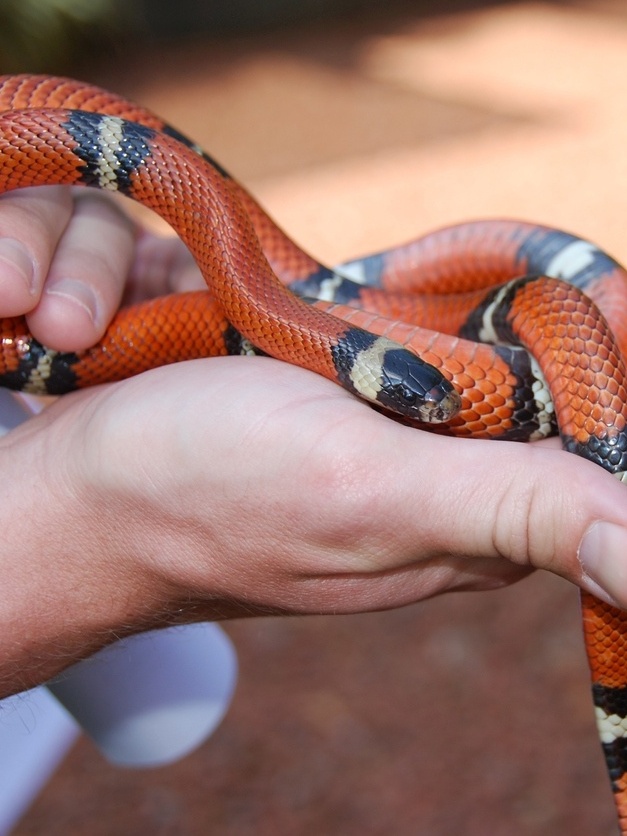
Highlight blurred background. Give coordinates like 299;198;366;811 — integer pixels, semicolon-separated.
4;1;627;834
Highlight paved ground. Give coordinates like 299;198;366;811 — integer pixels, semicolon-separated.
13;2;627;834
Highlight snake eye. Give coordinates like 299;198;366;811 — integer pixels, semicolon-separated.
395;384;417;406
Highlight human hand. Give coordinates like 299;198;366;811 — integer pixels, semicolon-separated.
42;352;627;612
1;184;627;697
5;347;627;700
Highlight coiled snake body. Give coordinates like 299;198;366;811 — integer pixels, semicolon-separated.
1;75;627;830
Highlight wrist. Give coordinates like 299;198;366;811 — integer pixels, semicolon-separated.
0;393;172;697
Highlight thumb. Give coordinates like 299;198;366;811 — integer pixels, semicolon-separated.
384;430;627;608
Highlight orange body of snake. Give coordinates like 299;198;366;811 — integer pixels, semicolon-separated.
1;74;627;830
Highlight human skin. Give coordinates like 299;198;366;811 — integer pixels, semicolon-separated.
1;185;627;698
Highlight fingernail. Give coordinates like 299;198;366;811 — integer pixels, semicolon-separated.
46;278;100;326
0;238;35;293
578;522;627;607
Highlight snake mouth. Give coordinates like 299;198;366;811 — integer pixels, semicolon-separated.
416;387;462;424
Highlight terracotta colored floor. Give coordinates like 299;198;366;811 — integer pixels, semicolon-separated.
13;1;627;834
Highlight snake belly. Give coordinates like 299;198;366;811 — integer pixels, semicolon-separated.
1;74;627;830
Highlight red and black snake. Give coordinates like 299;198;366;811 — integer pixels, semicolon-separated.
1;75;627;829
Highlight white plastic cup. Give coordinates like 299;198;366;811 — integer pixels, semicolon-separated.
47;622;238;767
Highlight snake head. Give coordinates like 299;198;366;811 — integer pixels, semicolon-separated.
375;346;462;423
334;331;461;424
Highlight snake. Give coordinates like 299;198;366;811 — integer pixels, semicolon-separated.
1;74;627;830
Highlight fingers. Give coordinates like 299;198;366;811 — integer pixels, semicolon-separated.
0;185;202;351
0;186;137;352
0;186;73;316
25;191;136;351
